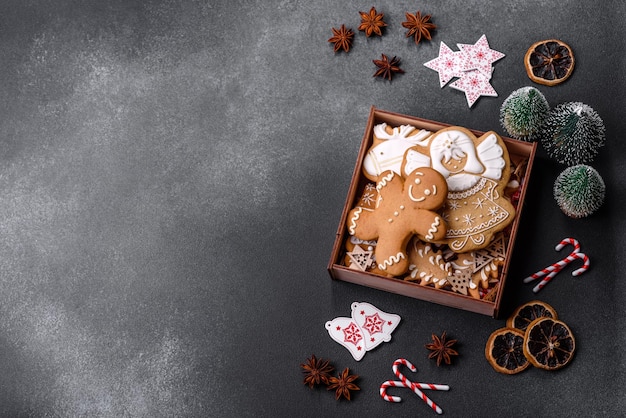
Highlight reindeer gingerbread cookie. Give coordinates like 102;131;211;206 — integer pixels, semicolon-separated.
362;123;432;181
346;167;448;277
402;127;515;253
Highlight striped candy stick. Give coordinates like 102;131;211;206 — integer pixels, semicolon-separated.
392;358;444;414
379;379;449;398
391;359;449;390
524;238;580;283
524;237;588;288
416;382;450;391
555;237;581;253
531;269;560;293
554;238;589;276
531;251;590;292
523;264;562;283
380;380;404;403
571;252;590;276
380;380;444;415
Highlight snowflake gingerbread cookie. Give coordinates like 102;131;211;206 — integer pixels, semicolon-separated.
346;167;448;277
402;127;515;253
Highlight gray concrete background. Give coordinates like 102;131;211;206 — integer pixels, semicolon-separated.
0;0;623;416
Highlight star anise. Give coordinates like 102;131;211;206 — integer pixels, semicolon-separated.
327;367;360;400
300;355;334;388
328;24;354;53
373;54;405;81
358;7;387;37
425;331;459;366
402;11;436;45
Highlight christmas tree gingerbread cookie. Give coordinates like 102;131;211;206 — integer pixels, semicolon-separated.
402;127;515;253
346;167;448;276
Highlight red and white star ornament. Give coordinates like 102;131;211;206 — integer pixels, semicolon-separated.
325;302;401;361
449;69;498;107
423;41;464;87
423;34;505;107
457;34;505;77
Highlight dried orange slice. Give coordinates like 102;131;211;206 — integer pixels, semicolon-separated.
506;300;558;332
524;39;574;86
485;327;530;374
523;317;576;370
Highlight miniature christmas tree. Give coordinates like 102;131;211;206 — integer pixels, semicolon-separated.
541;102;605;165
553;164;605;218
499;86;550;141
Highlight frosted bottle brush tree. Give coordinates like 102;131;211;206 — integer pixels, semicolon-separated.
499;86;550;142
541;102;606;166
553;164;605;218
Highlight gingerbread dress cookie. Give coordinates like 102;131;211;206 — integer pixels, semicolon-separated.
403;127;515;253
346;167;448;276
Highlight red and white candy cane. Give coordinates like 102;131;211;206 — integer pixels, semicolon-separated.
523;237;590;293
379;358;449;415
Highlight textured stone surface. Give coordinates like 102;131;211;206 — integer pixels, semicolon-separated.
0;0;623;416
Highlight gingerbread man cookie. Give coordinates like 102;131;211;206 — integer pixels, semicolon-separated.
402;127;515;253
346;168;448;277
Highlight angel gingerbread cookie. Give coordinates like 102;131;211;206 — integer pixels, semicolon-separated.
402;127;515;253
346;167;448;277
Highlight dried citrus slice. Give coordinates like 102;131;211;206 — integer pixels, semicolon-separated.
485;327;530;374
506;300;558;332
524;39;574;86
523;317;576;370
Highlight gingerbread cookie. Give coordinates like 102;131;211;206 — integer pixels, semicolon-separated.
355;182;379;209
404;238;452;288
346;168;448;277
448;232;506;298
344;237;376;272
362;123;432;181
402;127;515;253
343;183;386;274
343;236;388;275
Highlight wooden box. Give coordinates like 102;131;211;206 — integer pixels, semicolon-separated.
328;107;537;317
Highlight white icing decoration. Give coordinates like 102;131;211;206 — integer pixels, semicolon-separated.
363;124;432;178
446;173;482;191
349;236;377;246
376;172;395;191
403;149;432;177
379;252;406;271
425;217;442;240
471;234;486;245
348;207;366;235
412;129;507;192
430;129;483;179
476;133;505;180
408;185;426;202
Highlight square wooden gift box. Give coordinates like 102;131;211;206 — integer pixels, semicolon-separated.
328;107;537;317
